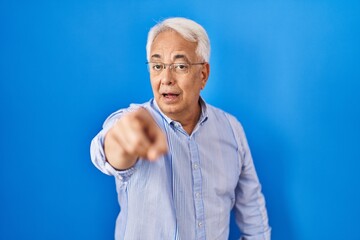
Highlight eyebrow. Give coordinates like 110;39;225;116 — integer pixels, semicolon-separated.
173;54;189;62
150;54;161;59
150;54;190;62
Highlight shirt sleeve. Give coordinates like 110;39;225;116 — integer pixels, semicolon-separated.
90;105;141;183
226;114;271;240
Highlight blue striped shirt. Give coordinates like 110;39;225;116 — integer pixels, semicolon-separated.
90;98;271;240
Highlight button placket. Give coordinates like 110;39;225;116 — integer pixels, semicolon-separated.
189;138;206;239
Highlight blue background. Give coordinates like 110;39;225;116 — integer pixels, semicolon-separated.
1;0;359;239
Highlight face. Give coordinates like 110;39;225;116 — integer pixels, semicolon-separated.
149;30;210;122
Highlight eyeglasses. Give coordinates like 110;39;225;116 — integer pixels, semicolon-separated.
146;62;205;74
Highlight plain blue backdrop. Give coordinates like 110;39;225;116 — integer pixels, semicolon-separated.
1;0;359;239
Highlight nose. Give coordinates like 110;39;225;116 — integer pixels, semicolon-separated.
160;66;175;85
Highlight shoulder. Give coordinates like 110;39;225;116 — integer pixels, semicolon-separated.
205;102;246;141
205;103;248;158
206;103;242;126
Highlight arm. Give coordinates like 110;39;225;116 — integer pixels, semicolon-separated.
234;148;271;240
104;107;167;170
90;107;168;175
90;109;122;176
227;115;271;240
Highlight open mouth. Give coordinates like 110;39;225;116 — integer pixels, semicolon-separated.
161;93;180;102
162;93;179;97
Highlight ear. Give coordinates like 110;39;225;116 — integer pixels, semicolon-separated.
200;62;210;90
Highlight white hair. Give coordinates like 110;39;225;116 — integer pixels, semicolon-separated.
146;17;211;62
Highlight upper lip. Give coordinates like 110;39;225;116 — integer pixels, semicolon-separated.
160;90;181;95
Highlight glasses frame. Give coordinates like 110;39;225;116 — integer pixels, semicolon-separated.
146;62;206;74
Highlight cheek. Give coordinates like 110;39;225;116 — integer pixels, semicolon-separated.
150;78;159;90
182;82;202;98
188;75;203;91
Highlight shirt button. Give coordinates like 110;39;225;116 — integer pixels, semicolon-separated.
195;192;200;198
193;163;199;170
198;221;203;228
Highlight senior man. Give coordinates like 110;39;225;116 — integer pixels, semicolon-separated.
90;17;271;240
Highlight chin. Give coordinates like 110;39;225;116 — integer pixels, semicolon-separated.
158;103;181;116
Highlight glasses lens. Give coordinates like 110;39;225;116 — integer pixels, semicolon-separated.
150;63;163;72
173;63;189;74
147;62;193;74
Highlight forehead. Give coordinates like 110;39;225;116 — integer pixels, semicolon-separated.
150;30;198;61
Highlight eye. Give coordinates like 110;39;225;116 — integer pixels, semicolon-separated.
152;63;163;71
174;63;189;72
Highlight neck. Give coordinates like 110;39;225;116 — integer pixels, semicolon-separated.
178;104;201;135
167;101;202;135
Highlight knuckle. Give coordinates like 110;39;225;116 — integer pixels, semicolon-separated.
130;119;143;131
106;130;118;143
127;139;141;154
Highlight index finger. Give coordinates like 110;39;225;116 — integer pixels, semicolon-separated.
135;108;168;160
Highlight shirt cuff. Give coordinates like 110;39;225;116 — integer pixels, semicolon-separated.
104;161;137;182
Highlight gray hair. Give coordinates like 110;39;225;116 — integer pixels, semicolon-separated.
146;17;211;62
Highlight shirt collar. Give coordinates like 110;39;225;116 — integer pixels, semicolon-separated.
151;97;208;126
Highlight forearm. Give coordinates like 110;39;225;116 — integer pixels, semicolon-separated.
90;130;114;175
